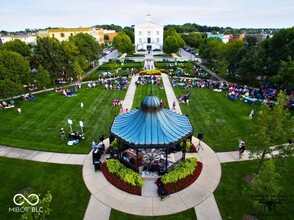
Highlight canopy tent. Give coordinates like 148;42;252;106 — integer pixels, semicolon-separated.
109;95;194;172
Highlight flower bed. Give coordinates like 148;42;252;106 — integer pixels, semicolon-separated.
101;160;142;195
162;158;203;194
190;143;197;153
139;70;161;75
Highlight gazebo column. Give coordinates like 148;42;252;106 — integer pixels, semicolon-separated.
182;139;186;161
165;147;168;172
136;147;139;173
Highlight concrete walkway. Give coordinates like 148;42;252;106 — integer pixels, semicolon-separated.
161;73;182;114
0;145;87;165
121;75;139;112
82;136;222;218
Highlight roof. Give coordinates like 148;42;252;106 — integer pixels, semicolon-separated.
110;96;194;147
134;21;163;29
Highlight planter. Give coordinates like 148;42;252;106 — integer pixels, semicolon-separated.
163;161;203;194
101;162;142;195
139;70;161;75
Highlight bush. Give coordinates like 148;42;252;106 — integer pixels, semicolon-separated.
139;70;161;75
101;161;142;195
161;157;198;184
161;158;203;194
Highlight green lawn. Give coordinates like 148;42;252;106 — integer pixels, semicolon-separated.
0;157;90;220
132;82;168;109
172;87;261;152
0;86;125;153
214;157;294;220
110;207;196;220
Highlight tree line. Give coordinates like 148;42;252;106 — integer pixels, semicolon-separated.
0;33;102;98
197;27;294;88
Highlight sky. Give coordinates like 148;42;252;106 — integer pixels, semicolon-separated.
1;0;294;32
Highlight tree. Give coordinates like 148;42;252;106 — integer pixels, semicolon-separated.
0;39;31;57
252;90;294;171
223;40;246;77
73;60;83;81
32;37;65;81
164;28;177;40
104;34;110;41
69;33;101;62
0;50;30;98
237;47;263;83
244;159;283;212
199;38;225;63
17;191;52;220
215;59;229;78
270;59;294;88
34;65;51;89
181;32;203;48
112;32;133;54
163;29;185;53
123;28;134;44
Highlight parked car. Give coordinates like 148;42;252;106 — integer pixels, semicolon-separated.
99;71;112;77
124;57;135;62
162;57;169;62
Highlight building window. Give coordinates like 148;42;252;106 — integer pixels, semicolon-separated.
70;33;73;36
147;31;151;35
139;38;142;43
52;34;55;38
156;38;159;43
147;38;151;43
156;31;159;35
60;33;65;37
139;31;142;35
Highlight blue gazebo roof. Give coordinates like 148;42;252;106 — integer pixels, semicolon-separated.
110;95;194;147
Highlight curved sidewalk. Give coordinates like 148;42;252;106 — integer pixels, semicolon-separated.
82;136;222;217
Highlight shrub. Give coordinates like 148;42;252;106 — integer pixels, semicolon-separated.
161;157;198;184
105;159;143;187
162;160;203;194
101;162;142;195
180;139;192;152
139;70;161;75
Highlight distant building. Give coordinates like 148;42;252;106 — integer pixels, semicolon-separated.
134;14;164;54
0;34;36;45
207;33;245;44
103;29;118;43
38;27;105;43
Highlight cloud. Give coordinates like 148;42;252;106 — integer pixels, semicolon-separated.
1;0;294;31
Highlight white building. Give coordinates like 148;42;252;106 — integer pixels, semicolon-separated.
134;14;164;54
0;35;37;45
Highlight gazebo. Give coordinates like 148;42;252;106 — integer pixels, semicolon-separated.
109;95;194;173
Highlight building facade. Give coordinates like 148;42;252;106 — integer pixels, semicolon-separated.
134;14;164;54
0;34;37;45
38;27;104;43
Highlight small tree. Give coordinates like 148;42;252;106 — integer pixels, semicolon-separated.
17;191;52;220
244;159;283;213
104;34;110;41
35;65;51;91
251;90;294;172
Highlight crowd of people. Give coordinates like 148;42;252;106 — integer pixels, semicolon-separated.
0;100;15;109
170;75;286;108
135;75;163;89
102;77;129;90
